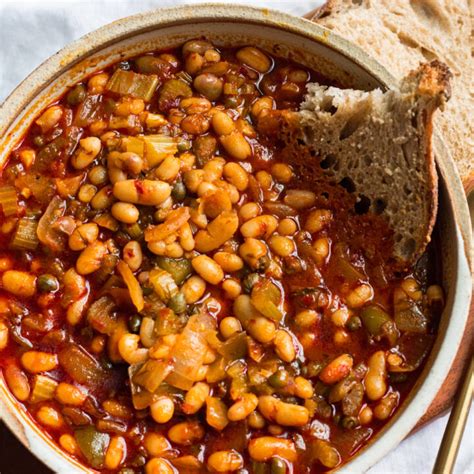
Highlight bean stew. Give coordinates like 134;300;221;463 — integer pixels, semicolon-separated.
0;39;444;473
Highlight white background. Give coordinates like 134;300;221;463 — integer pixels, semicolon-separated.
0;1;472;473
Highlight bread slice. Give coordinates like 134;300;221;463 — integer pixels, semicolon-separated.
264;61;451;266
307;0;474;195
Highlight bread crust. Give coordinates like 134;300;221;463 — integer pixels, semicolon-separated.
309;0;473;194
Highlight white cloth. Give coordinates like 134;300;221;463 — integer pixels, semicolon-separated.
0;1;472;473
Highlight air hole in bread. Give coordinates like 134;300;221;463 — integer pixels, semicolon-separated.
382;175;394;185
403;183;413;195
339;177;356;193
354;194;371;214
319;96;338;114
363;155;372;167
374;198;387;215
339;110;365;140
402;237;416;258
411;112;418;129
303;126;314;142
320;154;337;169
420;47;438;63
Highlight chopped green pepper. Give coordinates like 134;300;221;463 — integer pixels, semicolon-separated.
155;257;192;285
74;426;110;469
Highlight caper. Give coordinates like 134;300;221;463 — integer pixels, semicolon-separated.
66;84;86;106
128;314;142;334
171;181;187;202
268;369;290;388
168;292;187;314
340;416;359;429
142;286;153;297
177;139;192;152
346;316;362;332
302;361;323;378
131;454;147;467
252;462;269;474
271;457;288;474
33;136;45;147
242;273;260;294
193;73;223;101
224;96;242;109
124;222;143;240
37;274;59;293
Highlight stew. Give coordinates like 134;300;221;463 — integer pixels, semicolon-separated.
0;39;444;473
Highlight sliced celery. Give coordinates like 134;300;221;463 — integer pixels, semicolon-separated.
0;185;18;216
10;218;39;250
106;69;159;101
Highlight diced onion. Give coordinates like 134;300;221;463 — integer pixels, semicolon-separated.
117;260;144;312
0;185;18;217
166;310;215;390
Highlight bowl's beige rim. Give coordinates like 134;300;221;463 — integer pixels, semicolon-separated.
0;4;471;474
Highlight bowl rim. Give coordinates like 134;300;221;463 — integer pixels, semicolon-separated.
0;4;471;474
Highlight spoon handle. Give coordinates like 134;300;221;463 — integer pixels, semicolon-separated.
433;355;474;474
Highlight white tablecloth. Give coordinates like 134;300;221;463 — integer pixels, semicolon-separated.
0;1;472;473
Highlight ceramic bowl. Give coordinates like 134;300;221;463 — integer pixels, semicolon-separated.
0;4;471;473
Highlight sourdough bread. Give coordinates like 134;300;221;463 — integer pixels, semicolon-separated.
293;61;451;265
309;0;474;194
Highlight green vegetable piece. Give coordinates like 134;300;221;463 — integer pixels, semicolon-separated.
394;301;429;334
268;369;290;389
87;296;117;335
106;69;159;101
346;316;362;332
0;185;18;217
271;457;288;474
37;274;59;293
168;292;187;314
155;257;192;285
177;139;192;152
171;181;187;202
10;218;39;250
67;84;87;106
251;280;283;322
303;361;323;378
252;462;270;474
74;426;110;469
242;273;260;294
360;305;391;336
218;332;248;361
128;314;142;334
158;79;192;112
340;415;359;430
